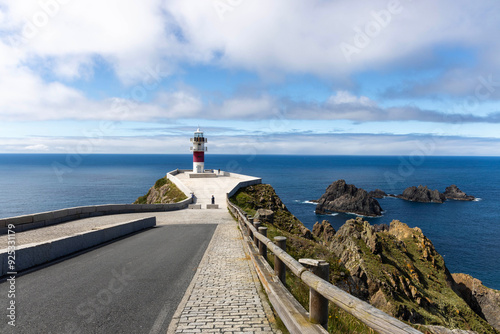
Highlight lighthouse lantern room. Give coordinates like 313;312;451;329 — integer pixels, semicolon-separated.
190;128;207;173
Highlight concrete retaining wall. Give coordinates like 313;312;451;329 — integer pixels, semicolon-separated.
0;217;156;276
227;176;262;198
167;169;194;197
0;200;190;234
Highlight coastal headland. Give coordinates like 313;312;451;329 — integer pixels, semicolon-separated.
1;170;498;334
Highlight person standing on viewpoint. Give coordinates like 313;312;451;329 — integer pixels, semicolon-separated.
211;195;215;204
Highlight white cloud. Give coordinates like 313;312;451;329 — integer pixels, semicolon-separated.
0;0;500;157
163;0;500;77
24;144;49;151
3;133;500;156
0;0;170;82
328;91;377;107
2;0;500;84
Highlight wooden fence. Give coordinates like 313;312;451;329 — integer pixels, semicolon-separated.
227;197;421;334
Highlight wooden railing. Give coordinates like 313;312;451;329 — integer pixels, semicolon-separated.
227;197;421;334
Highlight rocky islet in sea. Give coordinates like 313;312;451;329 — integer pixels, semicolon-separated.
314;180;476;217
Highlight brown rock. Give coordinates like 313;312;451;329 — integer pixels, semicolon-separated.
422;325;477;334
452;273;500;331
312;220;336;245
254;209;274;224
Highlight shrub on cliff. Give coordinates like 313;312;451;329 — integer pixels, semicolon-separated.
134;177;187;204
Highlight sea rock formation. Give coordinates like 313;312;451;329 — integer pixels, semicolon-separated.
312;220;336;246
397;185;446;203
368;189;388;199
315;180;383;217
452;273;500;331
444;185;476;201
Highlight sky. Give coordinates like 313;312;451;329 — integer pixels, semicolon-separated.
1;0;500;156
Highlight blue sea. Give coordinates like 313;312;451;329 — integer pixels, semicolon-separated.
1;154;499;290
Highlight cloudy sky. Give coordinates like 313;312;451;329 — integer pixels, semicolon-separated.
1;0;500;155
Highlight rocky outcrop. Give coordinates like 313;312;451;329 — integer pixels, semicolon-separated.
254;209;274;224
421;325;477;334
315;180;383;217
368;189;388;199
231;183;500;333
397;185;446;203
452;273;500;331
325;217;497;332
134;177;187;204
231;184;313;239
312;220;336;246
444;185;476;201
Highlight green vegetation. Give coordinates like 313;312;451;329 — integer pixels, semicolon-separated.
135;189;152;205
231;185;307;236
230;184;375;333
231;184;500;333
134;177;187;204
345;220;497;333
154;177;168;189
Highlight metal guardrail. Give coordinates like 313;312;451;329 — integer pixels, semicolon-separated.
227;197;421;334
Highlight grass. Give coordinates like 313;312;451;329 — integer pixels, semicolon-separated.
264;224;375;334
134;189;151;205
154;177;168;189
230;188;375;334
134;177;187;204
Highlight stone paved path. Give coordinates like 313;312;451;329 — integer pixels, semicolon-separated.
169;223;276;334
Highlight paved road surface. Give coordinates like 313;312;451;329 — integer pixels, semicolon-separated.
0;224;216;334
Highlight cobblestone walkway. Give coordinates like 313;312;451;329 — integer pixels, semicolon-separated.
169;223;276;333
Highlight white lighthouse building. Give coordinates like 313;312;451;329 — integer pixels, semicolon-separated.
190;128;207;173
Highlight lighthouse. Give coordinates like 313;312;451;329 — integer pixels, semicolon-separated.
190;128;207;173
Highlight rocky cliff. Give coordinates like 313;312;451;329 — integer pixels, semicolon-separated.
230;184;313;239
398;185;446;203
315;180;383;217
444;185;476;201
314;218;498;333
231;183;499;333
134;177;187;204
452;274;500;331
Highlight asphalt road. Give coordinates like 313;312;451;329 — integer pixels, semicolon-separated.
0;224;217;334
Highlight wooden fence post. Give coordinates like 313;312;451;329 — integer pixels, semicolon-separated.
300;259;329;329
253;221;261;247
258;227;267;260
248;217;254;239
274;236;287;285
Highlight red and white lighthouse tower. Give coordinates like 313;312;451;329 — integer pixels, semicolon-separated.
190;128;207;173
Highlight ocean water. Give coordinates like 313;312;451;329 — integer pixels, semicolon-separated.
0;154;499;290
